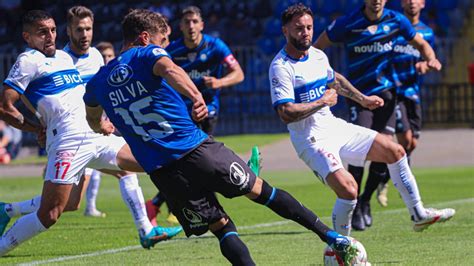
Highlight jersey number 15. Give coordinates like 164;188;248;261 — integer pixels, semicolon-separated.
114;97;174;141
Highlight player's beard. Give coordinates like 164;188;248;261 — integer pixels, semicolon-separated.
405;5;420;17
71;37;90;53
288;35;311;51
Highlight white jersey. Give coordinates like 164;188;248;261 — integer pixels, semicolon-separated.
63;44;104;83
63;44;106;177
269;47;378;180
269;47;342;145
4;48;92;148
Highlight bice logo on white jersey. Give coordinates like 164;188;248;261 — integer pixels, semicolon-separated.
53;73;83;86
108;64;134;87
299;85;326;102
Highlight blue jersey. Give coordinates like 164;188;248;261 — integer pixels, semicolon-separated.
326;7;416;95
84;45;208;173
391;21;434;102
166;34;237;116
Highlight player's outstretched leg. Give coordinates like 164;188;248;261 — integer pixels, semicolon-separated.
0;181;73;256
115;173;182;247
247;177;359;264
367;134;455;231
140;225;183;249
0;196;42;235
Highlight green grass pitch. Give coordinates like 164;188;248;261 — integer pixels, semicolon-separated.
0;166;472;265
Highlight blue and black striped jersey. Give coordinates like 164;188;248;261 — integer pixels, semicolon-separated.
326;7;416;95
166;34;237;117
391;21;434;102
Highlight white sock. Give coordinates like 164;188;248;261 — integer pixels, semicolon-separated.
119;174;153;237
86;170;101;211
332;198;357;236
387;155;426;221
0;212;47;256
5;196;42;218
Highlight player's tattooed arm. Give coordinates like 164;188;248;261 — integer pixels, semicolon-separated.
329;72;384;110
0;87;41;132
329;72;365;102
277;89;337;124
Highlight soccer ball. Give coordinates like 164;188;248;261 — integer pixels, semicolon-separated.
323;237;370;266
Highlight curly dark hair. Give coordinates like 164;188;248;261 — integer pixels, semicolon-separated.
281;3;313;26
122;9;168;43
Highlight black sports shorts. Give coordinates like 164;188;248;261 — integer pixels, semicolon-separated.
150;138;257;237
347;89;397;134
395;96;422;138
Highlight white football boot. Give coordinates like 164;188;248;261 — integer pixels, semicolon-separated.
413;208;455;232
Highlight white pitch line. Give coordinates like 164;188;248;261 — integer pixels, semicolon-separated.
17;198;473;266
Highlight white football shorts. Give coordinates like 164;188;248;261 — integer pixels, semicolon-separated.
295;120;377;184
44;132;126;185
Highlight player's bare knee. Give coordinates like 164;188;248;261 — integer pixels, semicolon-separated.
209;217;228;233
38;206;63;228
336;182;358;200
387;143;406;163
246;177;263;200
327;170;358;200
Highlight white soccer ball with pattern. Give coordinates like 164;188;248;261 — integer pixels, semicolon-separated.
323;237;370;266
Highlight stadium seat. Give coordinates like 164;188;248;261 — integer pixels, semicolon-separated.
385;0;402;12
257;37;278;56
343;0;363;14
434;0;458;10
318;0;342;15
314;16;329;36
264;17;282;37
435;12;451;35
274;0;299;17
